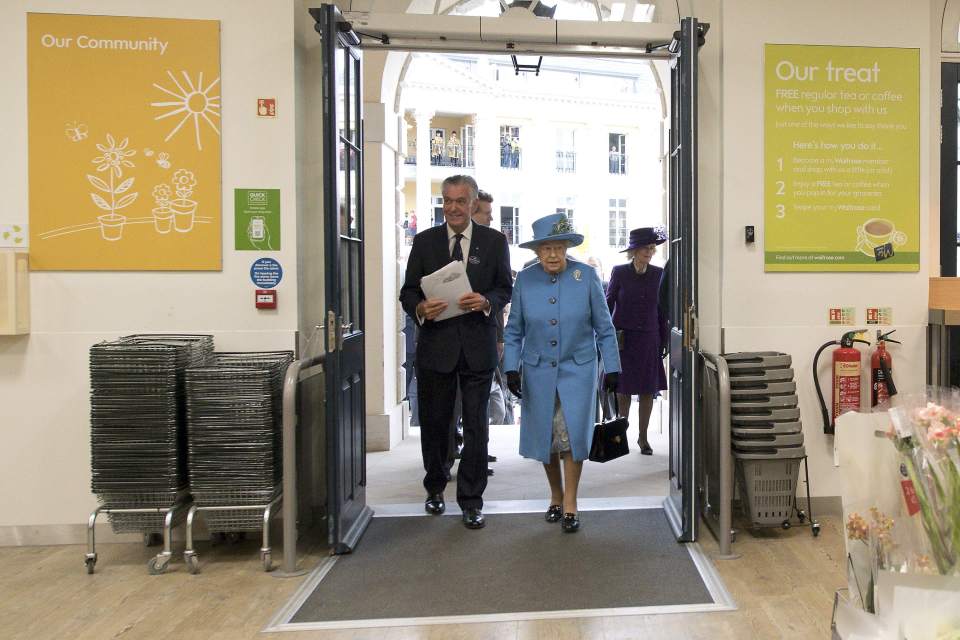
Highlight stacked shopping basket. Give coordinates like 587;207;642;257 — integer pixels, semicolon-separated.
87;334;214;573
724;351;819;535
182;351;293;572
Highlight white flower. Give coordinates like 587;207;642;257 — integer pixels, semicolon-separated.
91;134;135;178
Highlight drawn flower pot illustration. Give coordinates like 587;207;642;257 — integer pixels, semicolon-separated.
152;206;174;234
170;198;197;233
97;213;126;241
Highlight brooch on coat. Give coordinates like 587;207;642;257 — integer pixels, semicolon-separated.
573;269;582;281
468;255;480;265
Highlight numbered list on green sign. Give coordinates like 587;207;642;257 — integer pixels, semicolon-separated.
235;188;280;251
764;44;919;272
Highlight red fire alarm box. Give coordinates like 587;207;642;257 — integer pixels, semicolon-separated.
255;289;277;309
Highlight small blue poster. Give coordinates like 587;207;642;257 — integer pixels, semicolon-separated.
250;257;282;289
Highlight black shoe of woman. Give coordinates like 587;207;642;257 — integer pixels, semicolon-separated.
544;505;562;523
561;513;580;533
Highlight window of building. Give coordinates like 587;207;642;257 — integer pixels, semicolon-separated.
556;197;576;229
608;198;627;247
609;132;627;174
500;205;520;245
500;125;521;169
555;128;576;173
462;125;475;168
432;195;444;226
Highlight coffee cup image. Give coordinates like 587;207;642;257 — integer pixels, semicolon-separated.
856;217;906;256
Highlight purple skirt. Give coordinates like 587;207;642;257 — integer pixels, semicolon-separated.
616;329;667;395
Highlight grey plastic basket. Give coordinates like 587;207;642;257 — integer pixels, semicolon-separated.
734;452;803;527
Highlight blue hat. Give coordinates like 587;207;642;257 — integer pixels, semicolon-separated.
518;213;584;250
621;226;667;252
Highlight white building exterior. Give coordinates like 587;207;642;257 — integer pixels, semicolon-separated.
398;53;668;273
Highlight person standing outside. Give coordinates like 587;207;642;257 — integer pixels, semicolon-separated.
400;175;512;529
606;227;669;455
503;214;621;533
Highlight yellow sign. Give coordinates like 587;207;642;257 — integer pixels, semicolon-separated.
764;45;919;272
27;13;221;270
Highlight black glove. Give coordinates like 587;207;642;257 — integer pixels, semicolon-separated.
602;372;620;392
506;370;522;399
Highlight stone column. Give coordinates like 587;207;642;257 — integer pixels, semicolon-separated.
414;110;434;226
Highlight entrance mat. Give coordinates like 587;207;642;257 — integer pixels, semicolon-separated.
268;507;734;630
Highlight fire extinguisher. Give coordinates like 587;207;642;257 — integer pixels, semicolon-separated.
871;329;900;408
813;330;870;434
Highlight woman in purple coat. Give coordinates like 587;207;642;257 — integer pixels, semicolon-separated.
606;227;668;455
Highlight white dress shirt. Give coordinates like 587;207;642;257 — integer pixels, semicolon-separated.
417;220;488;324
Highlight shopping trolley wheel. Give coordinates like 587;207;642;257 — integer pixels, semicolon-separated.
781;520;791;530
185;553;200;575
797;510;807;523
261;550;273;572
85;555;97;575
812;522;821;537
148;555;170;575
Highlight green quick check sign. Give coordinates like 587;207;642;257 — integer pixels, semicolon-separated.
235;188;280;251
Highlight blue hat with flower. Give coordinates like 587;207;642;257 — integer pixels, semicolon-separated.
518;213;584;250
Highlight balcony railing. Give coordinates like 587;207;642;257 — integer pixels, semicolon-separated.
609;153;628;175
555;151;576;173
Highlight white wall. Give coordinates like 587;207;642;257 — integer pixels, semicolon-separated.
0;0;300;535
717;0;937;496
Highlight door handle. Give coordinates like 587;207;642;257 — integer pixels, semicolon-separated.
327;310;336;353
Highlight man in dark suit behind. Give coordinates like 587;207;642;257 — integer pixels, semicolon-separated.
400;175;512;529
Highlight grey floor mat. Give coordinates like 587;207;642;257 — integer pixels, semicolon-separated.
291;508;714;623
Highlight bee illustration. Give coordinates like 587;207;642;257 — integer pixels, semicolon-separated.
64;121;88;142
156;152;171;169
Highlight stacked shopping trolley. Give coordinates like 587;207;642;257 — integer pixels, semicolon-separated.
724;351;820;536
182;351;293;573
87;334;214;574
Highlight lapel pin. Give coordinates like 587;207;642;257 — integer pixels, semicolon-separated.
468;255;480;265
573;269;582;281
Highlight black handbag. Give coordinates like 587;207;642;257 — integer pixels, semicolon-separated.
588;394;629;463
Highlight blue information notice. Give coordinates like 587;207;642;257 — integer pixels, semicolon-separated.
250;257;283;289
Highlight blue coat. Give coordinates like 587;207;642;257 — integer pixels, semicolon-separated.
503;259;621;463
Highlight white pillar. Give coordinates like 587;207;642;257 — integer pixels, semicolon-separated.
473;109;498;201
414;110;433;226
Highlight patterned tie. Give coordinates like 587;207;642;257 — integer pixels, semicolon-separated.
452;233;464;261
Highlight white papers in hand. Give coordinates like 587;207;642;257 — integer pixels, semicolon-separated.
420;260;473;322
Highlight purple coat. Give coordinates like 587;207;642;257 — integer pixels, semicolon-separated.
606;262;668;395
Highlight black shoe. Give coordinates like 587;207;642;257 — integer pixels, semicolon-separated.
487;454;498;462
545;505;562;523
639;443;653;455
462;508;485;529
487;468;494;476
424;493;445;515
561;513;580;533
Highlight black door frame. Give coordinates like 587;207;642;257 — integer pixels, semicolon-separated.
941;63;958;278
308;6;704;549
665;17;706;542
313;4;374;554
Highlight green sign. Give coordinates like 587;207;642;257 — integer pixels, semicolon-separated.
764;45;919;272
235;188;280;250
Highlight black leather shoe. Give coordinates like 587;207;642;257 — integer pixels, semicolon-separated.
639;443;653;455
487;468;494;476
561;513;580;533
545;505;562;523
462;508;485;529
424;493;445;515
487;454;498;462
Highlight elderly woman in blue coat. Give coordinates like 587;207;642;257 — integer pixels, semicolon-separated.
503;214;621;533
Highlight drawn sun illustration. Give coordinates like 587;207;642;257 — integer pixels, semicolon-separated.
151;70;221;151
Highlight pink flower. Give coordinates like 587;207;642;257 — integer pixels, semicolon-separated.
928;423;953;442
846;513;869;541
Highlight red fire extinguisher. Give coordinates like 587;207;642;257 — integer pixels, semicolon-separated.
813;330;870;434
871;329;900;408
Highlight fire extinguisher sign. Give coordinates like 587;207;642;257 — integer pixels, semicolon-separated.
828;307;855;326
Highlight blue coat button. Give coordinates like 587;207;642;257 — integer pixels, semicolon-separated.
550;340;557;346
550;319;557;325
550;277;557;283
551;361;557;367
549;297;556;304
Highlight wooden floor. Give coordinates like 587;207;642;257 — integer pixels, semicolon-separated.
0;512;844;640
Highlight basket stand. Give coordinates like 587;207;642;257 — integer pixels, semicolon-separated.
183;493;282;574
